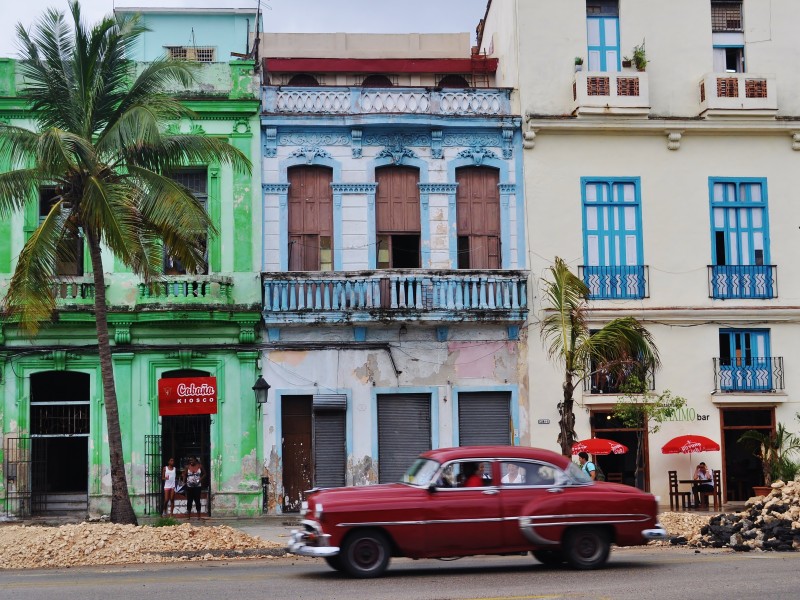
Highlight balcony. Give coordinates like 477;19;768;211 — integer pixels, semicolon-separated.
699;73;777;118
137;275;234;305
572;71;650;117
579;265;649;300
53;276;96;306
262;86;512;117
713;357;784;393
708;265;777;299
262;269;528;324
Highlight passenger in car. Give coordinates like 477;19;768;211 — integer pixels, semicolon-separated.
463;462;485;487
501;462;525;484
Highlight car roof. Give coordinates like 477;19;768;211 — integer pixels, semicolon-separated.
419;446;571;469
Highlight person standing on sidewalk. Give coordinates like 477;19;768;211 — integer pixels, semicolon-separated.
162;457;177;516
184;457;204;519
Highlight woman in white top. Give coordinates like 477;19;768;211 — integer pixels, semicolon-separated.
162;457;177;516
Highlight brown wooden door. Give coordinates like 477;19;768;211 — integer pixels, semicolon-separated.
281;396;313;512
376;166;420;268
456;167;500;269
288;166;333;271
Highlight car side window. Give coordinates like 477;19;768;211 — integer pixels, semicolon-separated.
501;461;558;486
437;461;494;488
500;461;527;485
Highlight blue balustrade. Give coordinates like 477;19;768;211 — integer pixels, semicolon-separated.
708;265;777;299
579;265;648;300
714;357;783;392
262;270;528;323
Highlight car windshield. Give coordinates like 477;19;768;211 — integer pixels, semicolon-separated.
567;461;593;484
401;458;440;486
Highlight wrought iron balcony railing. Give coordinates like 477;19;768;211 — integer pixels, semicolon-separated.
708;265;777;299
713;357;784;393
263;86;512;116
137;275;234;305
579;265;649;300
262;269;528;324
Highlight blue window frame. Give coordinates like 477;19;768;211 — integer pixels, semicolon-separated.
581;177;645;299
587;16;620;72
709;178;774;299
718;329;773;392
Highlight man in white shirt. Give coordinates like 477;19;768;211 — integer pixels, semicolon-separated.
501;462;525;484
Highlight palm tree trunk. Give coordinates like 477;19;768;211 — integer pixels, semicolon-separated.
86;231;138;525
558;375;577;456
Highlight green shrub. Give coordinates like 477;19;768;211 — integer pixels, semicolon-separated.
151;516;180;527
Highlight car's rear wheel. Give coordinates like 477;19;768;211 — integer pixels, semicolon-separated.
564;527;610;570
341;530;391;578
531;549;565;566
324;554;345;572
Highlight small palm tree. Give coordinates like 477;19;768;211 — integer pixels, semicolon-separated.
0;2;249;524
739;424;800;486
540;258;660;456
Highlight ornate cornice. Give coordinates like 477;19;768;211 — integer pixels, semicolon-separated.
331;183;378;194
418;183;458;194
263;183;290;194
498;183;516;194
456;146;500;165
290;146;333;164
377;143;419;165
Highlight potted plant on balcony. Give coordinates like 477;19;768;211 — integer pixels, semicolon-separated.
574;56;584;72
623;40;648;71
738;423;800;496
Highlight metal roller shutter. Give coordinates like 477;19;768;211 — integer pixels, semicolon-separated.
377;394;431;484
313;410;346;488
458;392;512;446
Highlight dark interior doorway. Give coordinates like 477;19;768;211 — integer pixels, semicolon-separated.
722;407;773;501
281;396;313;512
160;369;212;516
591;410;648;490
29;371;90;514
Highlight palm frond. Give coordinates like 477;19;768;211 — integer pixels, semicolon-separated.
0;169;40;218
540;257;590;367
582;317;661;373
128;134;252;175
0;124;41;166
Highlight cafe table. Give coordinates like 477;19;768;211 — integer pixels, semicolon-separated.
679;479;711;509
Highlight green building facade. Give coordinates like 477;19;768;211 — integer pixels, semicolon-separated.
0;7;266;518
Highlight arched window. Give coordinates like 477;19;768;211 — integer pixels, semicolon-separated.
287;73;319;86
362;74;393;88
437;74;471;88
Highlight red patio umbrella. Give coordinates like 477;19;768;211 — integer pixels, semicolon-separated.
572;438;629;455
661;435;720;455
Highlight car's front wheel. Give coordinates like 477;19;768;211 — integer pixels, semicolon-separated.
531;549;565;566
563;527;610;570
341;529;391;578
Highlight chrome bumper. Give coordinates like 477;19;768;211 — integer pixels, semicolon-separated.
287;521;340;558
642;524;669;541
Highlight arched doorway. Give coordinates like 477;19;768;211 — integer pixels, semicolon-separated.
30;371;90;515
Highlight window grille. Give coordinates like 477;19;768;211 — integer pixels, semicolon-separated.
165;46;215;62
586;76;610;96
711;2;743;32
616;77;640;97
716;77;739;98
745;79;768;98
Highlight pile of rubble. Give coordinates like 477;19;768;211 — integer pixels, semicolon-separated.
656;511;709;543
0;522;283;569
684;480;800;551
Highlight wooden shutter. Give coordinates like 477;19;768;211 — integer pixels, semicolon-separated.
456;167;501;269
288;166;333;271
376;166;420;234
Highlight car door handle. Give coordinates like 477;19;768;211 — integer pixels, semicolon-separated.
482;489;499;495
547;488;563;494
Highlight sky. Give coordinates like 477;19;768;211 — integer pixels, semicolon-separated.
0;0;489;56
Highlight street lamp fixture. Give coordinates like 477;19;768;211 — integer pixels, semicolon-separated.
253;375;271;408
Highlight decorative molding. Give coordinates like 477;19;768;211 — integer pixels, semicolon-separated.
456;146;500;165
41;351;79;371
418;183;458;194
290;146;333;164
238;321;258;344
792;132;800;151
363;133;429;147
166;349;207;369
353;327;367;342
268;327;281;342
523;126;537;150
436;326;449;342
502;127;514;159
114;321;132;344
443;133;502;147
666;130;683;151
165;122;206;136
232;119;251;135
498;183;516;195
351;128;363;158
263;183;290;194
507;325;520;341
431;129;443;159
377;143;419;165
264;127;277;157
331;183;378;194
278;133;350;146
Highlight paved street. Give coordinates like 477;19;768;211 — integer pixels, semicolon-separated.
1;547;798;600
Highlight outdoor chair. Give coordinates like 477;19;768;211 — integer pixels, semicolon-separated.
668;470;691;511
698;469;723;511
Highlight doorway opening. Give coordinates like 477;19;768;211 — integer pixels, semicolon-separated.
160;369;212;516
29;371;90;515
591;410;647;490
721;407;773;501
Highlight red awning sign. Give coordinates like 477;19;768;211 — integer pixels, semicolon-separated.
158;377;218;416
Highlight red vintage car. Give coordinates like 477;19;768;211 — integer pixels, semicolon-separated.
287;445;667;577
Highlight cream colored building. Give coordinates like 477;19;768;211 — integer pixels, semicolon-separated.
480;0;800;501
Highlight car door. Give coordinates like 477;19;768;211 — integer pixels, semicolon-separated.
498;460;574;548
423;460;503;556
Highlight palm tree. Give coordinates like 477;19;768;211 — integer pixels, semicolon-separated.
540;258;661;456
739;423;800;486
0;2;250;524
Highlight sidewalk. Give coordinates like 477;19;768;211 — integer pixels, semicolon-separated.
142;514;303;546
